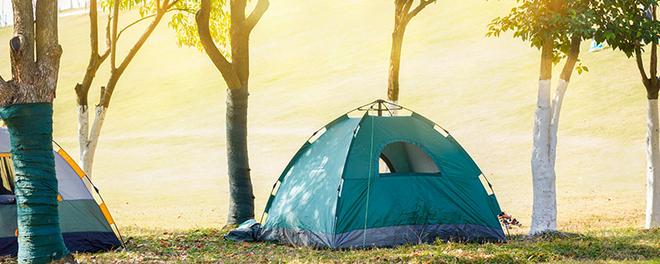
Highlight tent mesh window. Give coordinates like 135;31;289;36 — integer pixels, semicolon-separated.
378;141;440;175
0;155;14;194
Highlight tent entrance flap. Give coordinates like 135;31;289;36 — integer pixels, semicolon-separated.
0;155;14;195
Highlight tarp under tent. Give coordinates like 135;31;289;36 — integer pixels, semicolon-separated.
259;100;505;248
0;127;122;256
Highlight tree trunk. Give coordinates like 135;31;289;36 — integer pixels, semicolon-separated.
0;104;69;264
387;27;405;103
646;98;660;228
530;41;557;235
78;105;89;165
80;106;106;178
196;0;267;225
0;0;70;262
530;79;557;234
226;87;255;225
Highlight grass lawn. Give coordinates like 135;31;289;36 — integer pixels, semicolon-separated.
1;228;658;263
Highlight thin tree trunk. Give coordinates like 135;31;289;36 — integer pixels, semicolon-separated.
530;79;557;234
226;87;255;224
530;41;557;235
74;1;167;178
387;28;405;103
78;105;89;163
82;106;106;177
646;99;660;228
196;0;267;225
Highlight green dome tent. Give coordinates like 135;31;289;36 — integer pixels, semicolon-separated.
260;100;505;248
0;127;122;256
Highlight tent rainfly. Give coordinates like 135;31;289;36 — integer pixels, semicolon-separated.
260;100;506;248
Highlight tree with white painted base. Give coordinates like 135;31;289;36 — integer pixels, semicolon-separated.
74;0;184;178
488;0;594;235
593;0;660;228
169;0;268;224
387;0;436;103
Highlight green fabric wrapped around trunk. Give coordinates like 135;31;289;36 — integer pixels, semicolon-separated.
0;103;69;263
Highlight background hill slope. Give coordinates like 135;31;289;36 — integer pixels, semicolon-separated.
0;0;649;231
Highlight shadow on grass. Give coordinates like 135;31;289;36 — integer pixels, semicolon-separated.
485;229;660;263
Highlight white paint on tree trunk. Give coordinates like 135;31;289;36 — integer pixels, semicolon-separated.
80;106;106;178
549;79;568;168
78;105;89;160
646;99;660;228
530;79;557;235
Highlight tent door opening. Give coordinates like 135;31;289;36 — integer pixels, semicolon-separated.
378;141;441;176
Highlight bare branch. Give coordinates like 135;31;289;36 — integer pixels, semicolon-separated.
110;0;120;70
652;41;657;86
116;14;166;74
101;9;168;107
89;0;99;56
116;8;194;41
559;36;581;81
100;49;110;62
246;0;269;32
402;0;414;16
404;0;436;24
196;0;240;87
636;42;650;85
105;12;112;50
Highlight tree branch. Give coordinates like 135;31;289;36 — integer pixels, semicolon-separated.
89;0;99;56
636;42;650;86
36;0;58;62
559;36;581;81
196;0;240;87
105;12;112;50
116;8;194;41
246;0;269;32
402;0;414;16
10;0;35;83
116;13;166;75
405;0;435;23
651;41;657;86
540;39;553;80
164;0;181;10
110;0;120;70
35;0;62;101
98;10;166;108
